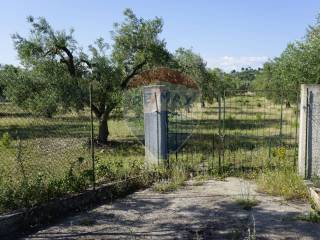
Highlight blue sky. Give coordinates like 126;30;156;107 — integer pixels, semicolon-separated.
0;0;319;71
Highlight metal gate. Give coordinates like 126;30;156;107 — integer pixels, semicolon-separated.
169;90;300;174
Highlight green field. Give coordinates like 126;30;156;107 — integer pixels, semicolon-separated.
0;103;147;213
168;92;299;175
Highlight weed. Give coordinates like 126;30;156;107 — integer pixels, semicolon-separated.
256;169;308;200
0;132;11;148
311;176;320;188
236;198;259;211
152;167;187;193
192;175;209;186
295;210;320;223
247;213;257;240
236;180;259;210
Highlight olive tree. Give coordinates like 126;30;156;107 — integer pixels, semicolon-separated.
11;9;170;143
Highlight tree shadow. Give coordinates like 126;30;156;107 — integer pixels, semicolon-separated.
0;122;91;140
20;188;320;240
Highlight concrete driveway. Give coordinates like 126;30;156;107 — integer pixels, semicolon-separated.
23;178;320;240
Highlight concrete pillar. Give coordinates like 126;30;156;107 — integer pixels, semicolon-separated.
143;85;168;165
298;84;320;178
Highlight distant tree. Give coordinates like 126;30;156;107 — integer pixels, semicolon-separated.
11;9;170;143
173;48;210;106
253;13;320;105
206;68;227;102
1;63;79;117
0;64;8;101
229;67;260;91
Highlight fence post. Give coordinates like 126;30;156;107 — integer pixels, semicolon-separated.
294;92;300;168
89;83;96;190
298;84;320;178
143;85;168;165
218;96;222;172
279;92;284;145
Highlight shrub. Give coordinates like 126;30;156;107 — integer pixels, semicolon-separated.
1;132;11;148
256;113;262;121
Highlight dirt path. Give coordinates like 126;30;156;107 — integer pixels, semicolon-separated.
23;178;320;240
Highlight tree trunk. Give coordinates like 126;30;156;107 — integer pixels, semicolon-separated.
201;101;205;108
97;111;109;144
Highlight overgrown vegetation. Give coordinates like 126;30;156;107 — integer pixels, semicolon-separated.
0;102;150;213
296;210;320;223
152;168;187;193
256;148;308;200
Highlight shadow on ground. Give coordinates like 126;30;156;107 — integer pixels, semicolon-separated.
22;178;320;240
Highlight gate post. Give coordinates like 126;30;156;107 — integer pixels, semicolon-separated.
298;84;320;178
143;85;168;165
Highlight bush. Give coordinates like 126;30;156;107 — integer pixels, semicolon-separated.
0;157;94;213
1;132;11;148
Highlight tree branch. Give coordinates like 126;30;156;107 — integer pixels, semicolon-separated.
60;46;76;77
120;60;147;89
80;58;94;69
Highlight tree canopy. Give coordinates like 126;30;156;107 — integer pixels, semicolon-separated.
253;14;320;104
8;9;170;143
1;8;277;143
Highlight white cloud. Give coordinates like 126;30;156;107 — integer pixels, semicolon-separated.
206;56;269;72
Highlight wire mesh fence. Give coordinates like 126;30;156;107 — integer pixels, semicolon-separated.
169;90;300;175
0;91;148;213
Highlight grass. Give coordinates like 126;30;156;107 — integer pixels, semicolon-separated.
152;167;187;193
311;176;320;188
191;175;210;186
0;103;149;213
236;198;259;210
295;210;320;223
236;179;259;210
152;180;185;193
256;168;308;200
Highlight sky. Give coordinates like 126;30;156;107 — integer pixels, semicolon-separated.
0;0;320;71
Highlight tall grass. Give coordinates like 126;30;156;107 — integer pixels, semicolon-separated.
256;148;308;200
